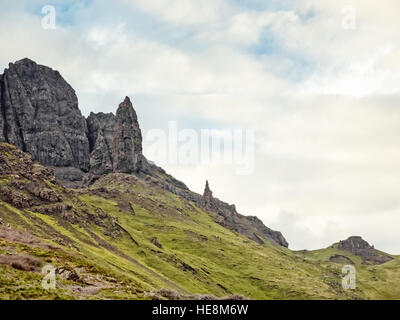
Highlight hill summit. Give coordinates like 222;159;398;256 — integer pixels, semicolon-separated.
0;58;146;185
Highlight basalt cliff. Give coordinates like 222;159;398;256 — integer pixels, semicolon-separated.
0;58;288;248
0;59;398;301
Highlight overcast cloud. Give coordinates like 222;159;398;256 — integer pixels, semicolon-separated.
0;0;399;253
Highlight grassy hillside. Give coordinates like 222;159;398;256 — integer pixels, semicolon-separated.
0;143;399;300
295;245;400;299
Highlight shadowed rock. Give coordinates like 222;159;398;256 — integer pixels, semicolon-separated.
199;180;289;248
87;112;115;177
338;236;393;265
0;58;90;180
0;59;147;185
112;96;143;173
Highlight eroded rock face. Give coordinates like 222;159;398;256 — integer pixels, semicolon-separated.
84;97;143;183
338;236;393;265
0;59;145;185
87;112;115;177
0;143;62;208
112;97;143;174
0;59;289;249
0;59;90;175
338;236;373;251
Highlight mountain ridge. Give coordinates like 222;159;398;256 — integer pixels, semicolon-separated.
0;58;287;248
0;59;399;300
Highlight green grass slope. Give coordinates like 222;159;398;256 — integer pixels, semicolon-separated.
0;143;399;300
295;244;400;299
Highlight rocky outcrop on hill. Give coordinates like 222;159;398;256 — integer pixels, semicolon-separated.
112;97;143;174
83;97;144;184
338;236;393;265
0;59;145;186
199;181;288;247
0;58;289;248
0;143;62;209
338;236;373;252
202;180;217;210
86;112;115;177
0;58;90;183
156;177;288;247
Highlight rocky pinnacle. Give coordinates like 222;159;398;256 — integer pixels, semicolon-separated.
0;59;145;186
112;96;143;174
199;180;289;247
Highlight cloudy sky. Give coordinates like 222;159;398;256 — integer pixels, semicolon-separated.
1;0;400;253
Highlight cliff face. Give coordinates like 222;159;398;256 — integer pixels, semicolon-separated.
0;58;288;247
0;58;90;180
86;112;115;177
112;97;143;174
0;59;144;186
338;236;393;265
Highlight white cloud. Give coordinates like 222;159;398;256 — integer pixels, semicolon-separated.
124;0;228;26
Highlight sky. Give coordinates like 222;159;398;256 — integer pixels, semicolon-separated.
0;0;400;253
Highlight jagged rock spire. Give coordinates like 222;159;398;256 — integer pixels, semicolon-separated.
203;180;213;198
0;59;146;185
338;236;393;264
112;96;143;173
84;97;144;184
202;180;216;211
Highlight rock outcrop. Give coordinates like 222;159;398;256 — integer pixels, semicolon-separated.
338;236;373;252
0;143;62;209
84;97;143;184
202;180;214;210
86;112;115;178
112;97;143;174
0;59;145;186
0;58;289;248
0;58;90;183
198;181;289;248
338;236;393;265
